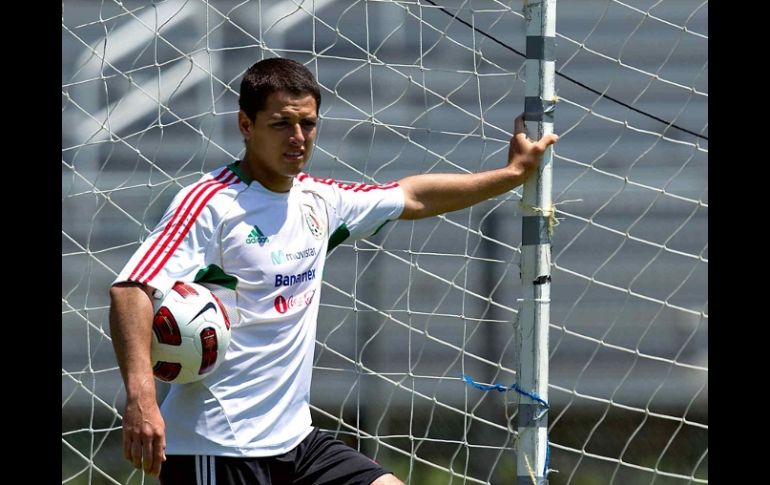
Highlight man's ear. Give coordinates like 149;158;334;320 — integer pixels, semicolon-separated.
238;110;253;139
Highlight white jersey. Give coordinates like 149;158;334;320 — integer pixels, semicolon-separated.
114;161;404;456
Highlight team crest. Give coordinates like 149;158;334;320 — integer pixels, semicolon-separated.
301;204;325;240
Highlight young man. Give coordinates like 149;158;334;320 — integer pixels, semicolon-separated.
109;57;558;484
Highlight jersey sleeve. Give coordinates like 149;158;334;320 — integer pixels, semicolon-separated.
113;180;222;298
321;177;405;246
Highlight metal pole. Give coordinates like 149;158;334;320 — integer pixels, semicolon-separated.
517;0;556;483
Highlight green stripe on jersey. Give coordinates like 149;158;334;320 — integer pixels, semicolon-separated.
328;223;350;252
195;265;238;290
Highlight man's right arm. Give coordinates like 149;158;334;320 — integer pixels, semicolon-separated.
109;282;166;477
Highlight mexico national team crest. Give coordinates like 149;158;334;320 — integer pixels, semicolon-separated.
301;204;325;240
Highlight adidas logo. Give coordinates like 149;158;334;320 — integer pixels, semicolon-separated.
246;225;269;246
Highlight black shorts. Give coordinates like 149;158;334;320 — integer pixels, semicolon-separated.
159;428;391;485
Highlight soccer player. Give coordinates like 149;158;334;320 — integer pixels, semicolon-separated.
109;57;558;484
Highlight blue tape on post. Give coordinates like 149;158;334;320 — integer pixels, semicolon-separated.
462;374;549;408
462;374;550;476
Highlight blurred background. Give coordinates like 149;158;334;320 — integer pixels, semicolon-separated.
62;1;707;483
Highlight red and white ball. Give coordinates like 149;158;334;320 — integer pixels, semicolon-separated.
151;281;231;384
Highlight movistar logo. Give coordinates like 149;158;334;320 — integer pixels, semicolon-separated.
246;225;269;246
271;247;317;265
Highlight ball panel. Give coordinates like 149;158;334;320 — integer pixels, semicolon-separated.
153;361;182;382
152;307;182;345
198;327;220;375
210;292;231;330
172;281;200;298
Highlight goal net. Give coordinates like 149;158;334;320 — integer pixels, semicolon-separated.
62;1;707;484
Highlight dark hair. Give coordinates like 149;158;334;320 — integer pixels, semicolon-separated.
238;58;321;121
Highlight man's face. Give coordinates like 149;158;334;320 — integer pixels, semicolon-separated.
239;90;318;191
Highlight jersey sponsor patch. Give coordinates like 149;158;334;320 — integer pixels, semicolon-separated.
275;269;317;287
271;247;317;265
246;225;269;246
274;289;316;314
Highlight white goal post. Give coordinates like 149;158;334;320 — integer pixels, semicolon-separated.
62;1;707;484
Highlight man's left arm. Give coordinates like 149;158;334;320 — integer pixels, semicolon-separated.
398;114;559;220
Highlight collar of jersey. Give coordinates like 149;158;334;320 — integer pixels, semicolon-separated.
227;160;253;185
228;160;298;196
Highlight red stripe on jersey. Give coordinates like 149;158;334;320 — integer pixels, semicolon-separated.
141;173;236;284
128;168;232;281
137;171;237;284
296;172;399;191
128;168;236;283
132;172;237;284
354;182;399;192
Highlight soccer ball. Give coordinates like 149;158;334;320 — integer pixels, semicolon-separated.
151;281;231;384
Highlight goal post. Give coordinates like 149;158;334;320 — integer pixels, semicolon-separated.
518;0;557;482
63;1;707;484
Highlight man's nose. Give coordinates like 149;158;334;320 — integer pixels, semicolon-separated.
289;124;304;145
